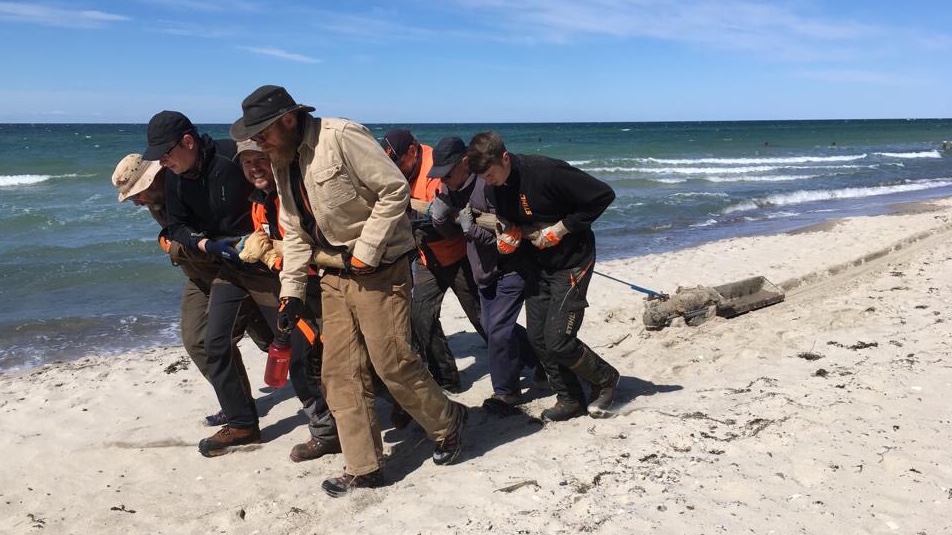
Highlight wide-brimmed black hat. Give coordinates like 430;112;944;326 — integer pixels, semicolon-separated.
230;85;315;141
427;136;467;178
143;111;196;161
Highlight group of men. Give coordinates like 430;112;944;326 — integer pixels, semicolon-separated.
110;85;620;497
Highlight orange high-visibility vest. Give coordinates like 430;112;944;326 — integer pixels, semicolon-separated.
252;192;318;345
412;145;466;266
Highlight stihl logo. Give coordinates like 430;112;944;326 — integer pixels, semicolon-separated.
519;193;532;216
564;311;578;334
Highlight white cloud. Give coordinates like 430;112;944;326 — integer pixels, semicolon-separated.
238;46;321;64
310;9;430;43
445;0;924;61
135;0;259;13
154;19;236;39
0;2;128;28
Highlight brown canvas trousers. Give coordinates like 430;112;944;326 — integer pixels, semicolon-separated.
320;260;457;476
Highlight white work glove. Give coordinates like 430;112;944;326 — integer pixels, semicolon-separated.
428;196;453;224
530;221;569;249
260;239;286;270
262;248;282;271
458;205;475;234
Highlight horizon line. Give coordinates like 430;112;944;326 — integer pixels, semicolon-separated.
1;117;951;126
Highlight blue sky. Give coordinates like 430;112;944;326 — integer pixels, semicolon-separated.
0;0;950;123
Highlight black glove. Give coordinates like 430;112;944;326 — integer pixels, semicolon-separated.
276;296;303;337
204;239;242;268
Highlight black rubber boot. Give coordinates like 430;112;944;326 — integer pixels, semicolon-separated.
570;345;620;418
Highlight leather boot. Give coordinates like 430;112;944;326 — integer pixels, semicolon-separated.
322;469;384;497
290;437;342;463
570;345;620;418
540;399;587;422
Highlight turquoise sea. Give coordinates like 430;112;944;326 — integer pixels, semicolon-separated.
1;119;951;371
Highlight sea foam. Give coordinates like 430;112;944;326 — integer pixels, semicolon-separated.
644;154;867;165
723;179;952;213
0;174;52;187
875;150;942;159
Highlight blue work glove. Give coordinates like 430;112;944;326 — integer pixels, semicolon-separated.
204;239;243;268
458;205;475;234
276;296;303;337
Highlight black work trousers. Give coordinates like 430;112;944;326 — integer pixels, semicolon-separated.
205;267;333;439
523;252;596;406
410;256;485;390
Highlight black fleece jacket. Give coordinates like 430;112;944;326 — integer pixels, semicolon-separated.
488;154;615;270
164;135;255;250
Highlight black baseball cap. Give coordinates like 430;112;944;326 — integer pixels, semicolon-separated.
143;111;196;161
427;136;467;178
380;128;416;163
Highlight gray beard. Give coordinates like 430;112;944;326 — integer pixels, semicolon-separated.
269;146;296;167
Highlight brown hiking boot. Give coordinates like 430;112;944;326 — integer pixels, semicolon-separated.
289;438;342;463
540;400;587;422
321;470;384;498
433;402;468;466
198;425;261;457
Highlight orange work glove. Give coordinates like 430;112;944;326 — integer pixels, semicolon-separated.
495;220;523;255
348;255;376;275
158;234;172;254
530;221;569;250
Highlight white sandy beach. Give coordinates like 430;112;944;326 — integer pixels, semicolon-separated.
3;199;952;535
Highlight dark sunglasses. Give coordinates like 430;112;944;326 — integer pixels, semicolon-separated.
250;122;277;143
162;138;182;160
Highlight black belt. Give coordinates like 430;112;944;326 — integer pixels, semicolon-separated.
323;249;414;277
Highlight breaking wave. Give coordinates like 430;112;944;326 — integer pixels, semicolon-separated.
723;180;952;213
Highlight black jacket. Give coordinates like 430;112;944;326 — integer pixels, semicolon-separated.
165;135;255;250
488;154;615;270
